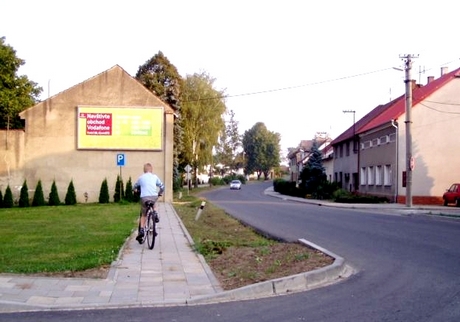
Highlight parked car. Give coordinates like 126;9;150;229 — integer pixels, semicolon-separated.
442;183;460;206
230;180;242;190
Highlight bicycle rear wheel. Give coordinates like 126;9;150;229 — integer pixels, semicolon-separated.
146;213;156;249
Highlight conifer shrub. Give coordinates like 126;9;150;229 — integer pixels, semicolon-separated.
48;180;61;206
3;185;14;208
113;175;124;202
99;178;110;204
19;180;29;207
32;180;46;206
124;177;134;202
0;189;3;208
65;180;77;205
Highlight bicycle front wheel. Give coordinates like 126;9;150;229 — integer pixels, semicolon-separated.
146;213;156;249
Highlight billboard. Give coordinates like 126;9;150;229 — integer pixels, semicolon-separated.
77;106;163;150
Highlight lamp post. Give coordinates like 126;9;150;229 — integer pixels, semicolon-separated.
343;110;356;152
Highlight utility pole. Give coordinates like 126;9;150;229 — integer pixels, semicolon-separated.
400;54;418;207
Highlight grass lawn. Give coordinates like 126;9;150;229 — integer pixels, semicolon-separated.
0;203;138;274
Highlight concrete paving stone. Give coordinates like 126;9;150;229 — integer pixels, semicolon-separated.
65;285;92;292
0;293;29;303
81;295;111;304
72;290;103;299
26;296;57;305
18;289;49;298
46;290;76;298
55;296;84;305
0;287;22;295
0;282;15;289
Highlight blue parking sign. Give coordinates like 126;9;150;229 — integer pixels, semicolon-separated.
117;153;125;166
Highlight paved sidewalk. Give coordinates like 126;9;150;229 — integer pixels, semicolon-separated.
0;202;222;313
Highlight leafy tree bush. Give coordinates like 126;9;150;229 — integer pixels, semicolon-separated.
19;180;29;207
113;175;124;202
3;185;14;208
209;177;225;186
124;177;134;202
0;189;3;207
32;180;46;206
273;179;303;197
99;178;110;204
333;190;389;204
48;180;61;206
65;180;77;205
0;37;42;130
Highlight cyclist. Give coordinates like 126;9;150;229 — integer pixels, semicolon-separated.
133;163;165;243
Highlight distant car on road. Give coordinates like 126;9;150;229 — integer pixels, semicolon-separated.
442;183;460;206
230;180;242;190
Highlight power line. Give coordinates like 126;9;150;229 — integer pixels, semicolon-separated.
419;101;460;114
183;57;460;103
183;67;393;102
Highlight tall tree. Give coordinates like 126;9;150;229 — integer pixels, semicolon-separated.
242;122;281;180
181;72;226;187
215;110;241;172
0;37;42;131
135;51;183;190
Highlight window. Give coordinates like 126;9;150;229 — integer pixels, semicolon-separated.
367;166;374;185
380;135;388;144
346;141;350;156
372;138;379;147
362;141;371;149
376;166;382;185
384;165;392;185
389;133;396;142
339;144;343;158
360;167;366;185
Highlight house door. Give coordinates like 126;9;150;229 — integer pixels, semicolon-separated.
353;172;359;191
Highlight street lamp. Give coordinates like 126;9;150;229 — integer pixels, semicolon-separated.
343;110;356;152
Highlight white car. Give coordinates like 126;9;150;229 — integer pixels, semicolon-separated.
230;180;242;190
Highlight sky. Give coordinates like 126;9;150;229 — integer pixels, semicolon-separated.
2;0;460;159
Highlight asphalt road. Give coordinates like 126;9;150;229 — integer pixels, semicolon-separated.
2;181;460;322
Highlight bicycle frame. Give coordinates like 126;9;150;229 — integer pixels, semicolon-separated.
139;201;157;249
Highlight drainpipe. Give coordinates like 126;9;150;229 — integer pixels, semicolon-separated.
391;120;398;203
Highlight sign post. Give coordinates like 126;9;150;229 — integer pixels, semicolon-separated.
117;154;125;199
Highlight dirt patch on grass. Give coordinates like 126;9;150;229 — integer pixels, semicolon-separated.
208;242;334;290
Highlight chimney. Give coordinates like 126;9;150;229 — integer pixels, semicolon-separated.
441;67;448;76
427;76;434;84
411;79;417;90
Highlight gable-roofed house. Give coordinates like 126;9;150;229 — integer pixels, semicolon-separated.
0;65;175;203
287;135;332;184
287;140;314;183
333;66;460;204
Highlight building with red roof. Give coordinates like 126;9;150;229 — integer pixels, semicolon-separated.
331;66;460;204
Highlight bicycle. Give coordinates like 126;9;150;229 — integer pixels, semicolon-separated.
137;200;158;249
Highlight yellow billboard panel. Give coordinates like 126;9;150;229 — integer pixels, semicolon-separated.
77;106;163;150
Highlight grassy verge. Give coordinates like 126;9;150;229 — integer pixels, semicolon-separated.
173;192;275;260
0;203;138;274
